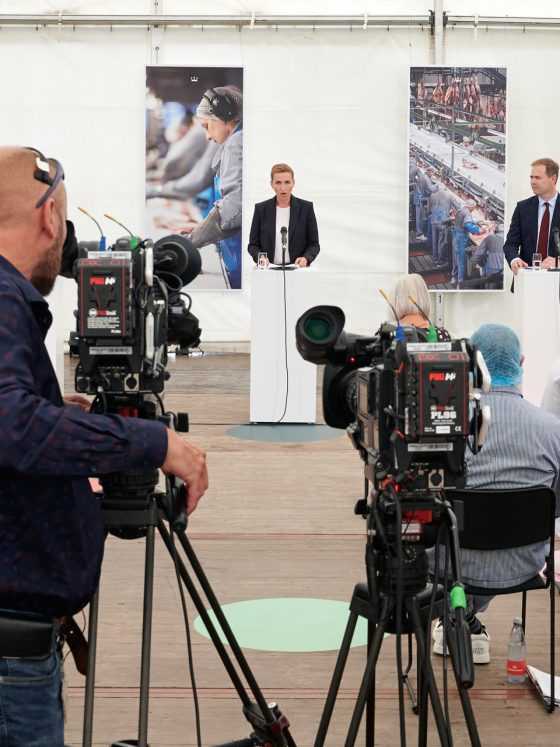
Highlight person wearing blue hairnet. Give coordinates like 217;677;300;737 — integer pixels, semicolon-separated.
432;323;560;664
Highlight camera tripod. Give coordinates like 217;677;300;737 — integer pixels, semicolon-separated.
314;485;482;747
81;474;296;747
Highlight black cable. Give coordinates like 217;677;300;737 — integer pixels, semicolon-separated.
442;527;453;746
179;291;193;312
274;263;289;424
154;391;166;416
426;522;444;667
394;490;407;747
217;249;230;289
169;524;203;747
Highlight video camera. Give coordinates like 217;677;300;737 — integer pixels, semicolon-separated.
295;305;491;493
63;229;202;396
60;221;203;519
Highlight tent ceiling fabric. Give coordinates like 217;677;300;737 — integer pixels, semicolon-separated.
5;1;560;22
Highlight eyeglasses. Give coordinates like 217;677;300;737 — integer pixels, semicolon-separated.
25;146;65;208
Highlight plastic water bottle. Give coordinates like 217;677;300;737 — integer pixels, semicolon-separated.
506;617;527;684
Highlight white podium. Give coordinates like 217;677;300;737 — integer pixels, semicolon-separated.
250;268;322;423
515;269;560;405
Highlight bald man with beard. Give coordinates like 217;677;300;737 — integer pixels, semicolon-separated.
0;146;208;746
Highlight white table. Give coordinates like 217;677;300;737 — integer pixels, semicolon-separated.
515;269;560;405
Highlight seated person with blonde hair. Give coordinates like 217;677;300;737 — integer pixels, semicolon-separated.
388;273;450;341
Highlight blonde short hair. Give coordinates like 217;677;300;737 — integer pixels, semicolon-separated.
390;274;431;321
270;163;294;181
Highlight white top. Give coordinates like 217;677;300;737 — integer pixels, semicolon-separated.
274;206;290;264
537;193;558;252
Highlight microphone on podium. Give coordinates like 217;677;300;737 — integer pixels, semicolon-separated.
280;226;288;266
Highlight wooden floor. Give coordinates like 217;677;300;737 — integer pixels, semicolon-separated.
64;354;559;746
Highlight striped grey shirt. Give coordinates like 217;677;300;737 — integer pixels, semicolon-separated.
459;387;560;588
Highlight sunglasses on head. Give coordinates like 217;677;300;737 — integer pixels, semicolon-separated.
25;146;65;208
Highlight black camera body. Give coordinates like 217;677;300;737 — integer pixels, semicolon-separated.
353;340;474;492
75;237;166;394
73;235;201;396
296;305;490;493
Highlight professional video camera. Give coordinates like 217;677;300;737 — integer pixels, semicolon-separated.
296;304;491;747
296;304;491;491
67;231;202;396
59;217;204;523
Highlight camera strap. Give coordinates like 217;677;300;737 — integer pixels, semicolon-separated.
59;616;89;676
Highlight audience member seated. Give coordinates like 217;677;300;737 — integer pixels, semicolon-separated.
432;323;560;664
388;273;450;341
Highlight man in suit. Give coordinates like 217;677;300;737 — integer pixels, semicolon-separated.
504;158;560;274
248;163;320;267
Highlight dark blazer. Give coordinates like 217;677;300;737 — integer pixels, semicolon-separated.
503;194;560;266
247;196;320;265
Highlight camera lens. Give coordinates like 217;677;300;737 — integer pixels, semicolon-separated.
303;315;332;342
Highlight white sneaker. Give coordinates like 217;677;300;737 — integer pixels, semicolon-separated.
432;619;491;664
471;627;491;664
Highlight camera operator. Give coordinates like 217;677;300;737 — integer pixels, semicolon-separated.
388;274;450;341
0;146;208;746
432;323;560;664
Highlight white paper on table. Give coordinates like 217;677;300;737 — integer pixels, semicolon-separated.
527;665;560;707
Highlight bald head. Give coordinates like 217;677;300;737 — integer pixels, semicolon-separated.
0;146;65;227
0;146;67;295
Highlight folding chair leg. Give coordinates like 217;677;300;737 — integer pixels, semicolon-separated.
521;591;527;633
550;581;556;714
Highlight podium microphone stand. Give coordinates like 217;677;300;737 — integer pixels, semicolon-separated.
270;226;296;270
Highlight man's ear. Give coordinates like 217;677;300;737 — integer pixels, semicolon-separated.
38;198;58;241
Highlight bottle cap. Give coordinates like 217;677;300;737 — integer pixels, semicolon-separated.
513;616;523;625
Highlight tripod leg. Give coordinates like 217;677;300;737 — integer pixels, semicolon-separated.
401;632;418;713
365;620;375;747
138;524;156;747
314;611;359;747
408;600;451;747
344;597;391;747
158;521;297;746
446;632;482;747
82;587;100;747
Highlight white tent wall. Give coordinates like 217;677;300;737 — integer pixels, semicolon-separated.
0;12;558;344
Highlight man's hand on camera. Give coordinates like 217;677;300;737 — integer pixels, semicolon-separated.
162;429;208;514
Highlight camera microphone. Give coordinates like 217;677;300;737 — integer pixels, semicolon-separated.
78;207;107;250
104;212;135;238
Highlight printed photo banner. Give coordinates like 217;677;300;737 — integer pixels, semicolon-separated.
408;66;507;292
145;66;244;290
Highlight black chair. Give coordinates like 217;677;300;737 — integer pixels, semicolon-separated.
449;486;556;713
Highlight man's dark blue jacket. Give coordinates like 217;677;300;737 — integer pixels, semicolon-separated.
0;256;168;618
503;194;560;266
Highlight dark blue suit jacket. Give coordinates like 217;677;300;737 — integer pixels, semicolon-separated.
247;195;320;265
503;194;560;266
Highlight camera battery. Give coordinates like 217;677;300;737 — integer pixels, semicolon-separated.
77;257;132;338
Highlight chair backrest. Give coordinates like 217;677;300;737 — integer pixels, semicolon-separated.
448;486;556;551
